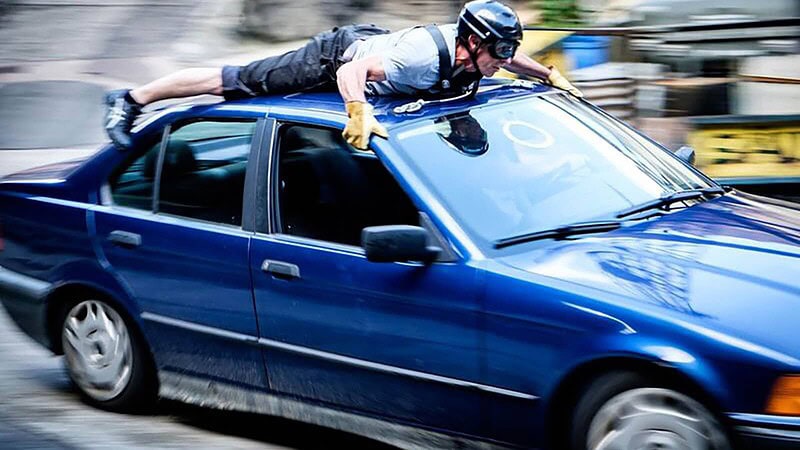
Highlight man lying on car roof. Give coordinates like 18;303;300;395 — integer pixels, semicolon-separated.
104;0;582;151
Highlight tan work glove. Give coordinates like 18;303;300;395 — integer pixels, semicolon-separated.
547;66;583;98
343;101;389;150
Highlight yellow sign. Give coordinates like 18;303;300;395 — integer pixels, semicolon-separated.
688;122;800;179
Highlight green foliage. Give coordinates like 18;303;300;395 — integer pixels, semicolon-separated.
535;0;583;27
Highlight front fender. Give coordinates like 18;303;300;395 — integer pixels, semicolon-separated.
592;332;729;404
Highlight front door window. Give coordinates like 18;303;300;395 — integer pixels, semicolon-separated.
275;124;418;246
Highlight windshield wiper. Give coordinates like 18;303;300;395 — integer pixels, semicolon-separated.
615;187;725;219
494;221;622;249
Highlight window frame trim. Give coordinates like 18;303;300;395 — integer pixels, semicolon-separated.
101;127;168;210
243;117;273;233
151;125;171;213
259;119;459;263
104;116;266;230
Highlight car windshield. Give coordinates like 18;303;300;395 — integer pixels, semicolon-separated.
393;93;715;247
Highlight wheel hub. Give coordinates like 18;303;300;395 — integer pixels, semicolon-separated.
587;387;730;450
631;429;688;450
62;300;132;401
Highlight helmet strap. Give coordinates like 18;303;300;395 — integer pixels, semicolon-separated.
458;35;483;72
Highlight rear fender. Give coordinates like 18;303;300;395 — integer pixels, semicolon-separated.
45;259;140;353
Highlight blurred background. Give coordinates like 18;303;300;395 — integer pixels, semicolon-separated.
0;2;798;448
1;0;798;202
516;0;800;202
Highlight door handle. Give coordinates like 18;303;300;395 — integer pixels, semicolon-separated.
108;230;141;248
261;259;300;280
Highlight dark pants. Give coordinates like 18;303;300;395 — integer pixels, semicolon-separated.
222;24;389;100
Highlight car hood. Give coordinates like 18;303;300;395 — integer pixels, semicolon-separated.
497;193;800;361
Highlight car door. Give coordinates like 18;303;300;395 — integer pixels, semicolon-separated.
248;120;487;436
91;116;269;390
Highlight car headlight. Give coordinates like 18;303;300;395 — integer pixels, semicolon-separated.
766;375;800;415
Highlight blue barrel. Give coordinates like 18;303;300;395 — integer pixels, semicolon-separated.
562;35;610;69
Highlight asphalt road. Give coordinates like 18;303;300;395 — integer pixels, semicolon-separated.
0;0;243;150
0;1;196;65
0;80;107;149
0;305;398;450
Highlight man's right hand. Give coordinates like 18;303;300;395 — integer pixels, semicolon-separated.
547;66;583;98
343;101;389;150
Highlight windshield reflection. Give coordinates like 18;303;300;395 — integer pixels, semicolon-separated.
395;94;716;247
435;112;489;156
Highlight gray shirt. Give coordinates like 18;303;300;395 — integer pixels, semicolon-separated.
346;24;457;96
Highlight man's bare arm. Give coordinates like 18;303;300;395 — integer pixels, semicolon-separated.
503;53;551;79
337;55;389;149
336;55;386;103
504;52;583;97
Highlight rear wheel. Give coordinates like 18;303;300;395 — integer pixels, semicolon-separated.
570;371;731;450
61;299;156;411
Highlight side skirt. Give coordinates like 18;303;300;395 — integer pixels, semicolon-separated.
159;370;520;450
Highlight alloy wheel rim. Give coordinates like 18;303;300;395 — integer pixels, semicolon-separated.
62;300;133;401
587;387;730;450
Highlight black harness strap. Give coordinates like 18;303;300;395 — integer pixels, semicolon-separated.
423;24;482;98
424;24;453;91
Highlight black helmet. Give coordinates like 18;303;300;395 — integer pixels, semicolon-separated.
458;0;523;59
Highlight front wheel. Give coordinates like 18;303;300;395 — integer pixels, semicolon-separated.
570;371;731;450
61;299;156;411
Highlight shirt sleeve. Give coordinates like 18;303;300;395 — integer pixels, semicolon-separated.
381;29;440;91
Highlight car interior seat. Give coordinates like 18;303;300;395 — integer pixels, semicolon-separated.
157;138;246;225
278;125;420;246
279;126;370;245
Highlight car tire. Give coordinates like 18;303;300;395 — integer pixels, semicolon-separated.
61;299;157;411
569;371;731;450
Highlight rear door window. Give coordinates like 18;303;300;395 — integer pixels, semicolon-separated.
157;120;256;226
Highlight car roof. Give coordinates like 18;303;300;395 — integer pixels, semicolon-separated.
167;78;557;128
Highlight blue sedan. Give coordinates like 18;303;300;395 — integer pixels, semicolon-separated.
1;79;799;450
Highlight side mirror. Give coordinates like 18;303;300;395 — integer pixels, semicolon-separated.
675;145;696;166
362;225;442;263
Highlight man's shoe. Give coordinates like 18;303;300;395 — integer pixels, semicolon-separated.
104;89;142;150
